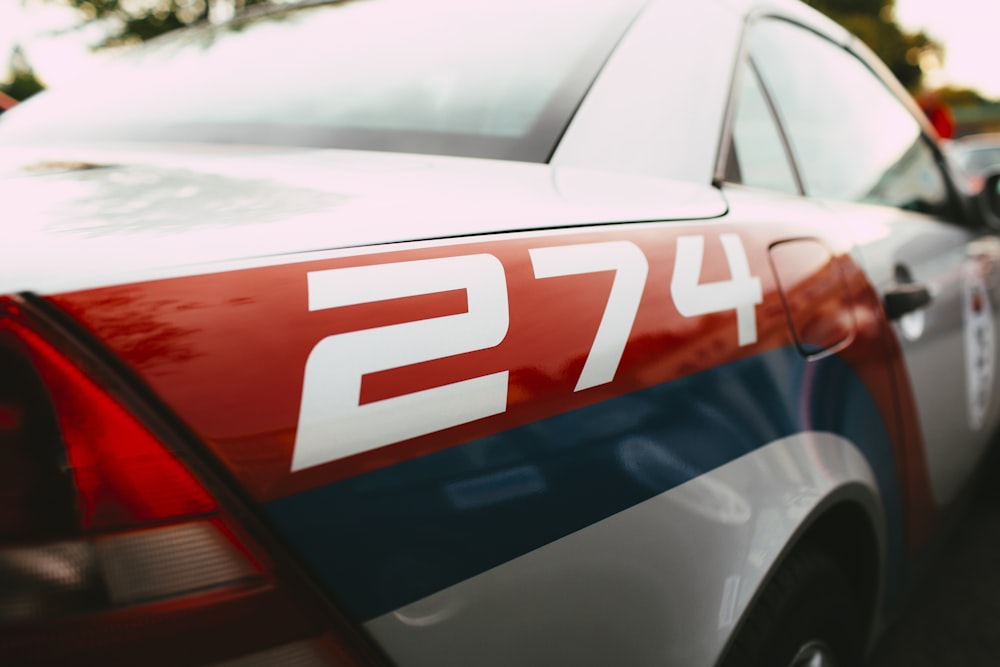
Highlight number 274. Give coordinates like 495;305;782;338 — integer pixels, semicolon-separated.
291;235;762;471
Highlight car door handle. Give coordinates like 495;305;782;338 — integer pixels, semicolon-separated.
884;283;931;320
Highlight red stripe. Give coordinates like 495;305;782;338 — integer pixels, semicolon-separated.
48;222;933;526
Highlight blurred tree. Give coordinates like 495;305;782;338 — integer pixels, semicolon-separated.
804;0;941;91
937;86;991;108
52;0;275;47
0;45;45;102
808;0;883;14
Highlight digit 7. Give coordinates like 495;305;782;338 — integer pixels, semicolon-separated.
529;241;649;391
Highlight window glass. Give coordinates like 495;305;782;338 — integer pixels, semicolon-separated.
0;0;641;163
749;20;951;215
730;64;799;195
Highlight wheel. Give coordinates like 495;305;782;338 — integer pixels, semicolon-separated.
718;545;866;667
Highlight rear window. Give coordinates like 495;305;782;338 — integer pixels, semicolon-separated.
0;0;642;162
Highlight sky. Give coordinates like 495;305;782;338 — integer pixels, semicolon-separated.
1;0;1000;98
893;0;1000;98
0;0;109;86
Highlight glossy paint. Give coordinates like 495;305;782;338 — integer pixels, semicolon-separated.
2;0;984;664
264;345;896;622
0;147;725;295
721;188;939;553
47;213;914;665
845;203;1000;508
47;221;890;494
362;432;881;667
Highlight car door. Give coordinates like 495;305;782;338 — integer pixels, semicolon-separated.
732;17;1000;517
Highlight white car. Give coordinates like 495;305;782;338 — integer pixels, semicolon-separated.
2;1;1000;665
945;133;1000;195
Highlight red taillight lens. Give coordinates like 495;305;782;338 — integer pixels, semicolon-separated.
3;315;217;532
0;326;76;541
0;298;376;666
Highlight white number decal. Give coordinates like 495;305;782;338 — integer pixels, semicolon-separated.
292;255;509;472
530;241;648;391
671;234;762;346
292;234;762;470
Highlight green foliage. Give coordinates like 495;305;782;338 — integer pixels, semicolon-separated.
0;47;45;102
1;69;45;102
804;0;940;91
57;0;275;47
938;86;991;108
806;0;884;16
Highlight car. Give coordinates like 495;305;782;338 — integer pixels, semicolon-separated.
945;133;1000;195
0;91;15;114
2;0;1000;665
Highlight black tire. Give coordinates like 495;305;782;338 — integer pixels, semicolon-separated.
718;545;867;667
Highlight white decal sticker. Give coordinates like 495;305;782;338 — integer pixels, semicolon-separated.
671;234;763;346
963;262;996;430
292;255;509;472
293;234;763;470
530;241;649;391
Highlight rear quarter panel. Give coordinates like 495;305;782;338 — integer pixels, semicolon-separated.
47;211;914;665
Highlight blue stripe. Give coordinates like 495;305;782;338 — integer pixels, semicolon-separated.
265;346;903;621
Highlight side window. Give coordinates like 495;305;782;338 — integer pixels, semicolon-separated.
729;63;800;195
748;19;952;216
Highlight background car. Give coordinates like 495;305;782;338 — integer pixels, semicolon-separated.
0;91;16;114
945;133;1000;194
2;0;1000;665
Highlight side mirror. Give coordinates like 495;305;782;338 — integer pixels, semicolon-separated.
975;170;1000;231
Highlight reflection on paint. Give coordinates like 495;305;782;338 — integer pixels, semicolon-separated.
392;588;467;628
718;575;741;630
619;437;751;526
266;345;903;622
445;465;546;511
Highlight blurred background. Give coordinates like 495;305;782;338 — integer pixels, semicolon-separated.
1;0;999;136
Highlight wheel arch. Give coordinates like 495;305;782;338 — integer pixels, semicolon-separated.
796;494;884;640
717;482;888;665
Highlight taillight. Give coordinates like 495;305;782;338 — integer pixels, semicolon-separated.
0;297;378;666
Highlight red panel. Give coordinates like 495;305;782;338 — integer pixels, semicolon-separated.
2;312;216;531
769;239;854;356
47;222;927;525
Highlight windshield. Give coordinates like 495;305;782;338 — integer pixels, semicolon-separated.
0;0;642;162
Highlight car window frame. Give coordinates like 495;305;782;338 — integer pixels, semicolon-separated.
716;14;969;227
722;55;805;197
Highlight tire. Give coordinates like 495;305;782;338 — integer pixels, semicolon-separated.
718;545;866;667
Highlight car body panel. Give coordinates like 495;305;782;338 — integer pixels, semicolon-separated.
727;7;1000;543
46;218;893;496
835;200;1000;508
1;0;996;664
0;146;725;294
362;433;882;667
46;209;911;666
722;187;940;551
